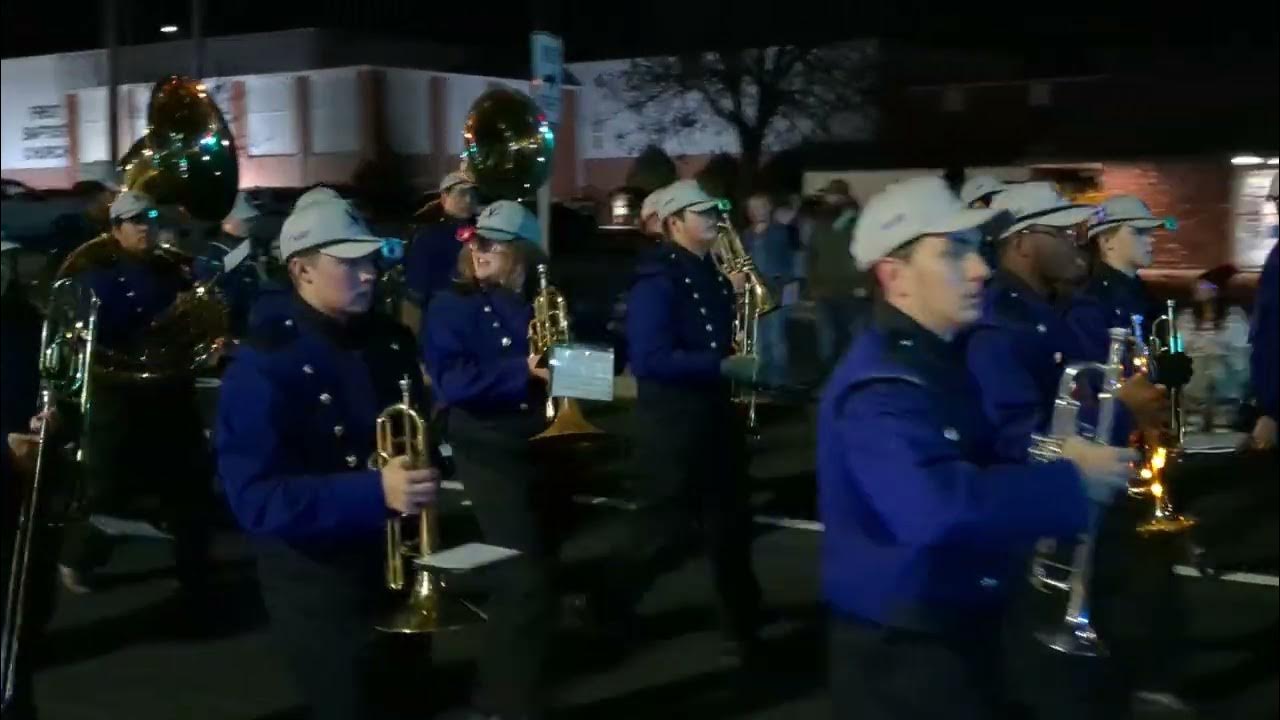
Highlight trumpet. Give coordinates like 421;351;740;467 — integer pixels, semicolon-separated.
374;376;481;634
1128;301;1196;535
527;264;606;444
710;218;776;434
1026;327;1129;657
2;279;98;710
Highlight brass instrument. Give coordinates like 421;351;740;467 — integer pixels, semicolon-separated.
53;75;238;383
528;264;607;443
461;88;554;201
1129;301;1196;535
2;279;98;710
1026;327;1129;657
710;217;777;434
374;376;482;634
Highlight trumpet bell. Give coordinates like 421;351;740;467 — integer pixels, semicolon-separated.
1036;621;1104;658
375;572;484;634
530;398;607;444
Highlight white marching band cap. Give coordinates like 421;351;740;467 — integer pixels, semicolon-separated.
1268;172;1279;201
440;171;476;193
656;179;720;221
474;200;541;245
109;190;157;221
1087;195;1165;237
226;191;261;222
852;176;999;270
990;182;1098;238
1;229;16;254
641;185;669;221
294;185;344;211
278;199;387;260
959;175;1008;206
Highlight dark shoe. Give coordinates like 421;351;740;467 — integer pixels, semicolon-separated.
58;564;94;594
1132;690;1196;719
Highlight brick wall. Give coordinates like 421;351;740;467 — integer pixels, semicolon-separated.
1096;159;1233;270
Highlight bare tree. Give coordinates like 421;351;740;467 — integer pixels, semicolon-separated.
595;43;875;194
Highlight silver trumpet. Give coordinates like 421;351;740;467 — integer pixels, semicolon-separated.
1026;327;1129;657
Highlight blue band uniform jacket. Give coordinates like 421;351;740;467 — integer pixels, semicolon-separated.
818;304;1088;632
215;295;438;584
74;242;192;353
626;243;737;400
1251;243;1279;421
965;271;1110;461
422;282;547;438
1066;264;1160;363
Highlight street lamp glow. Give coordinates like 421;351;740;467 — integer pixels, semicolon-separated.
160;24;179;34
1231;155;1265;166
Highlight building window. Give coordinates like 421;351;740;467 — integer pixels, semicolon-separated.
1232;166;1279;270
942;87;965;113
1029;82;1052;107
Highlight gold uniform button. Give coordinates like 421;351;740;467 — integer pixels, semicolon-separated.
501;337;512;347
319;393;333;404
692;292;700;299
1053;352;1063;364
390;342;400;351
705;323;713;332
284;319;295;327
302;364;314;374
700;307;707;315
483;305;493;313
492;321;500;328
943;427;960;441
333;425;344;437
710;341;718;349
1036;323;1047;334
345;454;358;468
519;402;529;411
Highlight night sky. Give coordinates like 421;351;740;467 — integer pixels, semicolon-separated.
3;0;1277;76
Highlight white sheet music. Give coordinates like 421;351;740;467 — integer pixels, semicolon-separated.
221;238;252;273
413;542;521;571
89;514;173;539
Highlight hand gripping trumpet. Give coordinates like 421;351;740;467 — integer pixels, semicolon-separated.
1128;301;1196;535
1026;327;1129;657
374;376;481;634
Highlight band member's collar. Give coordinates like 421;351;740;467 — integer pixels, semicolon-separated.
872;301;958;361
289;292;372;349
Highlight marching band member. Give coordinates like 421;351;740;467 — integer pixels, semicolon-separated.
58;191;212;599
402;171;479;338
1067;195;1166;361
588;179;763;666
214;198;440;720
422;200;553;720
820;176;1133;719
1;236;60;720
959;174;1009;209
1251;173;1279;450
966;183;1167;459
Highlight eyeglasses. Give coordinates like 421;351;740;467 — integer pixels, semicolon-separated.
1018;224;1088;247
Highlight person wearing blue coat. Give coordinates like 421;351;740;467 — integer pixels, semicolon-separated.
1251;174;1279;450
582;179;764;666
421;200;554;720
401;171;478;340
215;198;441;720
820;176;1133;719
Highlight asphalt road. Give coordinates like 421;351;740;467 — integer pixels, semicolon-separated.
27;394;1278;720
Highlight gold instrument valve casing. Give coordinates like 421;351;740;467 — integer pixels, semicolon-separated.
527;264;606;443
374;377;481;634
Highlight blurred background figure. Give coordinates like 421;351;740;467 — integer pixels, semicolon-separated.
402;170;479;339
742;190;796;385
805;179;861;373
1182;265;1248;430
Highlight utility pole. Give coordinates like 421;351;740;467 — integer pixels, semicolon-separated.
105;0;119;172
191;0;204;79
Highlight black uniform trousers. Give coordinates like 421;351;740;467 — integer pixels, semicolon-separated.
256;541;433;720
828;612;1020;720
601;385;761;642
60;377;212;590
0;472;63;720
451;409;560;719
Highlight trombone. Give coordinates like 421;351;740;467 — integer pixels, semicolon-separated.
2;279;98;710
374;376;482;634
1026;327;1129;657
527;264;606;444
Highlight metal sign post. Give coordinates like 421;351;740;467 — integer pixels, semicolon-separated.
530;31;563;255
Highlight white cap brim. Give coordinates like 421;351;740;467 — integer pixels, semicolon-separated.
1003;205;1096;237
1087;216;1163;237
1;240;18;254
853;206;1000;270
319;240;384;259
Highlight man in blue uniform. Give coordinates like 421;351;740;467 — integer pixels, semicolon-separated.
215;197;441;720
966;182;1167;459
1251;173;1279;450
1067;195;1166;361
820;176;1134;719
1;236;62;720
589;179;762;664
401;171;478;337
57;191;213;598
